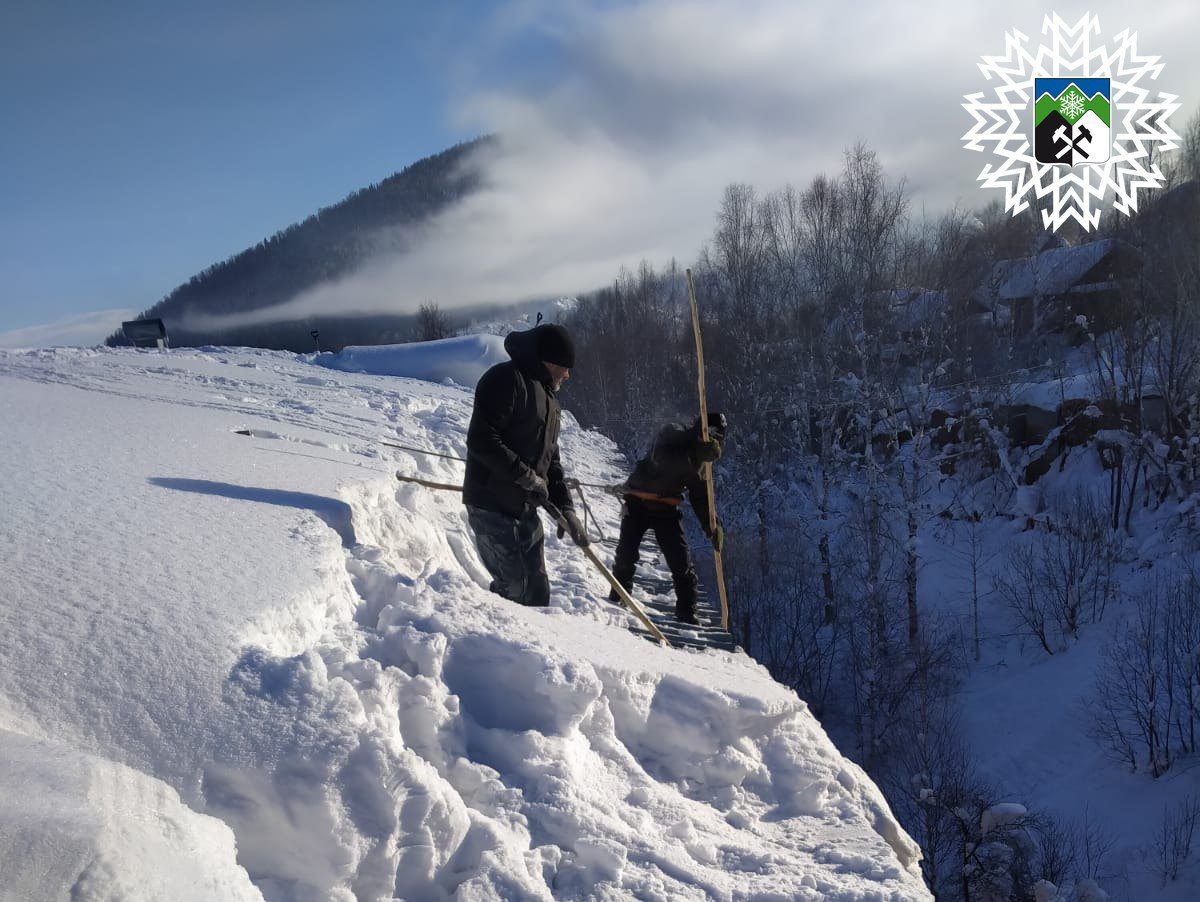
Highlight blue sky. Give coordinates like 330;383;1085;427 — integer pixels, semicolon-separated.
1;1;1196;344
0;1;535;332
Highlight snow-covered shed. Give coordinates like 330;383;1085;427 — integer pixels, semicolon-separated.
974;238;1137;336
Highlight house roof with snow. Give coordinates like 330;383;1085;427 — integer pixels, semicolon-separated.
0;343;933;901
975;238;1121;309
888;288;948;332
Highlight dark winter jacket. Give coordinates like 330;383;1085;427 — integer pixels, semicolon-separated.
624;422;714;531
463;330;574;518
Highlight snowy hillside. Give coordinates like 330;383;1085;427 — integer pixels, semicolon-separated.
0;345;930;901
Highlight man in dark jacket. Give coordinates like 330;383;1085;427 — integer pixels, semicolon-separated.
463;323;588;607
610;413;726;624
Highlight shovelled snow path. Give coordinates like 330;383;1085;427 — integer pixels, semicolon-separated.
0;345;931;901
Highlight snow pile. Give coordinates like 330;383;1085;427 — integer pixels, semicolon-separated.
0;345;929;900
0;730;261;902
465;297;578;336
317;333;508;386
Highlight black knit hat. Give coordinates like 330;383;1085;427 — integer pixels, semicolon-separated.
695;411;727;437
535;323;575;368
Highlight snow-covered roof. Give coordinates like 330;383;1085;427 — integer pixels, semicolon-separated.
0;345;931;900
976;239;1117;307
888;288;948;332
1006;372;1097;409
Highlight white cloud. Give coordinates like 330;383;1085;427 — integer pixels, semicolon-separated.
198;0;1197;330
0;309;137;349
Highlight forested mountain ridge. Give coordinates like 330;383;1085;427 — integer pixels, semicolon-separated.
106;137;492;351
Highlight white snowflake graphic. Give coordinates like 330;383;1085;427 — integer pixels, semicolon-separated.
962;13;1181;231
1059;87;1086;122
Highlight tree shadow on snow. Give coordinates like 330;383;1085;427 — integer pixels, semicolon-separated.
147;477;355;547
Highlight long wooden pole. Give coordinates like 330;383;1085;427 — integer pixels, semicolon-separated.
685;269;730;631
383;442;622;493
394;473;464;492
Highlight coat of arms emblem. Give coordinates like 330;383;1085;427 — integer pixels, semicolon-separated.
1033;77;1111;166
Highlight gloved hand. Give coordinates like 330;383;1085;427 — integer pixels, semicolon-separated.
710;523;725;554
695;438;722;463
557;509;590;547
516;468;549;501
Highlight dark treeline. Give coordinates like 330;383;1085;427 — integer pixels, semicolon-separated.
563;127;1200;899
105;138;493;351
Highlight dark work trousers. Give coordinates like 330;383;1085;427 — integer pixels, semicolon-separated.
467;505;550;607
611;497;698;616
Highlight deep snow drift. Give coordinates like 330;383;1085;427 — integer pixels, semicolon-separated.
316;334;508;387
0;345;930;900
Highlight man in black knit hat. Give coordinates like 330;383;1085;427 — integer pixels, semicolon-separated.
463;323;588;607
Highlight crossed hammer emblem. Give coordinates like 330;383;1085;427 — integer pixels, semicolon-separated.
1053;122;1094;161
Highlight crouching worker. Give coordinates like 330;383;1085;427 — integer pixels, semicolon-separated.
611;413;727;624
463;323;589;607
